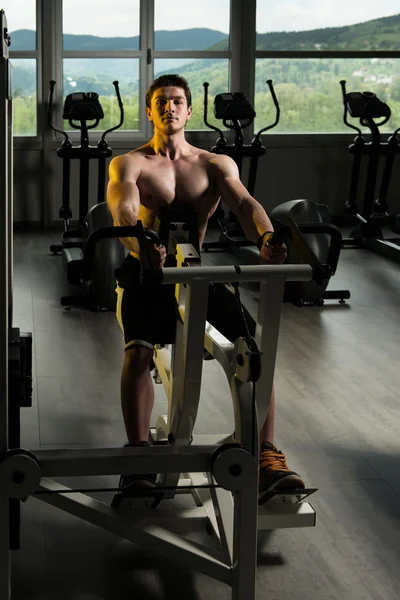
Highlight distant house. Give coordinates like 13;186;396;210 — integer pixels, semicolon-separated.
353;68;367;77
377;76;393;84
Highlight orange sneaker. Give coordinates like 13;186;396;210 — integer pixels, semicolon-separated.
258;442;305;505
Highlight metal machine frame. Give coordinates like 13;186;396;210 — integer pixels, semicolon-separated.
0;13;317;597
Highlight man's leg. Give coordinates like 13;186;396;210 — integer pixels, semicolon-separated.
259;385;275;446
121;346;154;444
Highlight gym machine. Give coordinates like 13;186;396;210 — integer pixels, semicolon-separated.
48;80;127;310
0;5;34;579
1;228;317;600
1;54;319;595
201;81;350;306
202;79;279;250
340;80;400;261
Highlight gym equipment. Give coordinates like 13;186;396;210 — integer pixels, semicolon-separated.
340;80;400;262
1;193;319;600
0;8;34;567
47;80;127;310
48;80;124;252
269;200;351;306
201;82;349;306
202;80;279;251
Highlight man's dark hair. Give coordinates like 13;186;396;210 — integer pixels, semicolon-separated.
146;74;192;109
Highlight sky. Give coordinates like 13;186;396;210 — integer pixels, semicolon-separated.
2;0;400;36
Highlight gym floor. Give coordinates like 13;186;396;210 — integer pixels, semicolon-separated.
11;228;400;600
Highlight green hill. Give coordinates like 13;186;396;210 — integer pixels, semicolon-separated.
10;27;228;51
211;13;400;51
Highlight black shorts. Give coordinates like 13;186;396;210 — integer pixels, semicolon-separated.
115;254;256;350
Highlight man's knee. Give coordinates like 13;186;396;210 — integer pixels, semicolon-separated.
124;344;154;374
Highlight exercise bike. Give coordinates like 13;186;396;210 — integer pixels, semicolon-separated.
48;80;127;310
340;80;400;262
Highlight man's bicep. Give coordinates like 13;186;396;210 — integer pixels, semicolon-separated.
212;156;248;214
107;156;141;223
216;173;249;216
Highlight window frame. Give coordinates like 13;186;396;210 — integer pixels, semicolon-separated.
9;0;42;142
53;0;235;145
12;0;400;145
253;0;400;140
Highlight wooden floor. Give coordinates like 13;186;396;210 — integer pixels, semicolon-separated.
10;228;400;600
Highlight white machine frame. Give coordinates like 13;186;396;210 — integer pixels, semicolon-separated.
0;13;316;597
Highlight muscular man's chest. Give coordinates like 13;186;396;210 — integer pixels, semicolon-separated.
137;161;214;208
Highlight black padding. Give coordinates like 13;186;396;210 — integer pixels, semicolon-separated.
85;202;127;310
270;199;332;303
155;203;200;255
61;246;84;284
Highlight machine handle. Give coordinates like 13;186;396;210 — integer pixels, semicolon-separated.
340;80;363;137
100;80;125;143
81;222;162;282
202;81;225;145
253;80;280;141
295;222;343;275
47;80;70;143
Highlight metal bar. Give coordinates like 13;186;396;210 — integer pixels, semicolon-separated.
8;51;38;59
168;321;184;429
210;478;235;565
254;279;286;437
189;472;223;549
204;321;236;378
152;50;231;59
36;479;232;585
109;504;209;534
170;280;209;442
31;445;217;478
255;50;400;59
62;51;231;60
162;264;312;285
160;279;210;494
366;238;400;262
232;455;259;600
0;11;11;600
230;376;257;455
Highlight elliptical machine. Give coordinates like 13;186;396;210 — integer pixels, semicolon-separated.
48;81;128;310
202;81;350;306
202;80;279;251
340;80;400;262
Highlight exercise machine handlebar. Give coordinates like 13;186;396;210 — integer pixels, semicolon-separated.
48;80;69;143
253;80;280;142
81;220;316;288
47;80;124;143
100;80;124;143
202;82;225;145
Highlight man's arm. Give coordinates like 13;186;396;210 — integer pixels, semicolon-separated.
106;154;142;253
211;154;274;243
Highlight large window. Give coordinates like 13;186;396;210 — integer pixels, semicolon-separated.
5;1;37;136
62;1;141;132
61;0;231;134
153;0;230;131
255;1;400;134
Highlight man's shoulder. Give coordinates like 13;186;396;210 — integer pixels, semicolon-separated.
190;146;235;168
109;146;150;177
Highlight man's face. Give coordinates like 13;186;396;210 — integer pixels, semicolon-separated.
147;86;192;133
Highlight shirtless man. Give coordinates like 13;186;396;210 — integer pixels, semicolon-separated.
107;74;305;504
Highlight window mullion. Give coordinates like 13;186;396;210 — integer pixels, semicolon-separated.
142;0;154;139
